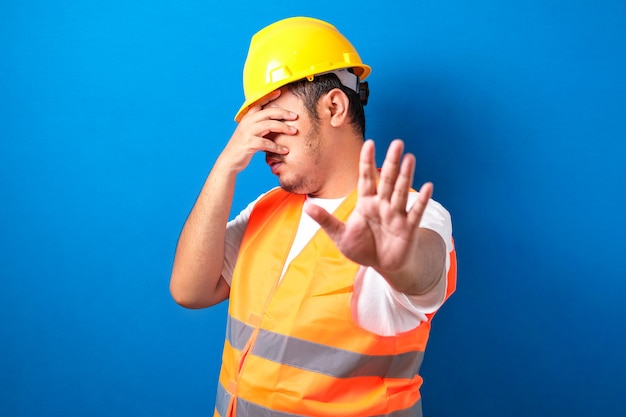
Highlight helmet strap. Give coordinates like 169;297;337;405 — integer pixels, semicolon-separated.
314;69;369;105
328;69;360;92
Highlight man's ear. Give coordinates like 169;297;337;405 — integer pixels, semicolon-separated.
320;88;349;127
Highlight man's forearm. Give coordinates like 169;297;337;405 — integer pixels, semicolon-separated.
170;164;237;308
379;228;447;296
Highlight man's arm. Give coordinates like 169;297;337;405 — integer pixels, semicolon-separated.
169;90;297;308
170;163;237;308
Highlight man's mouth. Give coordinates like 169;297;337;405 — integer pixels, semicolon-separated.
265;153;284;174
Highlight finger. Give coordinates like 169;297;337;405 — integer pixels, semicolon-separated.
358;140;378;197
303;201;346;243
260;137;290;155
245;107;298;125
255;119;298;139
243;90;282;118
390;152;416;212
407;182;433;228
230;120;294;156
257;89;282;107
377;139;404;201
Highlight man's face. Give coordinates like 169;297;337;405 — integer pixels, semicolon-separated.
263;88;327;195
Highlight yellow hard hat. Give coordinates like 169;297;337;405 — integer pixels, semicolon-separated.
234;17;371;122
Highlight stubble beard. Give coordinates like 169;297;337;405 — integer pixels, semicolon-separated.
279;122;322;195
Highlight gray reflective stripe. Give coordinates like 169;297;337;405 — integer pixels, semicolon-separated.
253;328;424;379
215;381;229;417
216;382;422;417
227;316;254;351
226;316;424;380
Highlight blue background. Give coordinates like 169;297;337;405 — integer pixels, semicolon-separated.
2;0;625;416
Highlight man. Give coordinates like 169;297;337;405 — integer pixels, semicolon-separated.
170;16;457;417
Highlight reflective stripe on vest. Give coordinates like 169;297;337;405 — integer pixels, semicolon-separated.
215;381;424;417
226;316;424;380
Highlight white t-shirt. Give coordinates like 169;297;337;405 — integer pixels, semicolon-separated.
222;189;454;336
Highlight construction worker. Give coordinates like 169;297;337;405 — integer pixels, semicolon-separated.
170;16;457;417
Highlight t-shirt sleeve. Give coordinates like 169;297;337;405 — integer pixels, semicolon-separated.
221;193;266;286
353;193;454;335
393;193;454;314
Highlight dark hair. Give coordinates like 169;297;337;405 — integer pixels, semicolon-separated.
285;72;366;136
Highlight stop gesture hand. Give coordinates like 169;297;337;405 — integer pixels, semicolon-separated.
304;139;444;295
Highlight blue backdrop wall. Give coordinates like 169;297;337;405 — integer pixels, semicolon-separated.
2;0;625;416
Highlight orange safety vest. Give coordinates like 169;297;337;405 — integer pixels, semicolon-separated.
214;188;457;417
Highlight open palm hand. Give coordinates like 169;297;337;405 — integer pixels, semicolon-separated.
304;139;433;278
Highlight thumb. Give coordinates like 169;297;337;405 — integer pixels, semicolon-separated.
303;201;346;241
